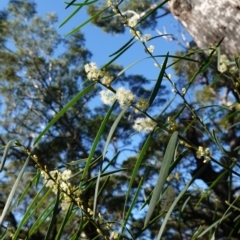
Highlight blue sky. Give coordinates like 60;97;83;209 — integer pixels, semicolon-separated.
0;0;190;80
0;0;194;155
0;0;192;154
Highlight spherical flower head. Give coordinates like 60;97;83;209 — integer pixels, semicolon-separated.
41;170;49;180
84;62;97;73
101;71;114;86
229;66;238;74
116;87;135;108
219;63;227;73
219;54;229;73
127;17;138;28
133;117;157;132
41;170;56;189
100;89;116;105
110;232;119;239
205;148;210;155
196;146;211;163
62;169;72;181
168;116;177;131
196;146;204;159
45;179;55;188
147;45;155;53
141;34;152;43
107;0;113;7
84;62;101;81
60;181;70;192
135;97;149;112
49;170;61;182
220;54;228;63
181;87;186;95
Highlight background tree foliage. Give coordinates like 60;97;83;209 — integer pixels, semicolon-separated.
0;0;240;239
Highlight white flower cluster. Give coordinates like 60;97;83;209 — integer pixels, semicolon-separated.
196;146;211;163
116;87;135;108
107;0;113;6
147;45;155;53
100;89;116;105
181;87;186;95
129;29;155;53
84;62;113;86
135;97;149;112
219;54;229;73
41;169;77;211
107;0;120;15
127;17;138;28
100;87;135;108
125;16;155;54
140;34;152;43
168;116;177;132
133;117;157;132
84;62;100;81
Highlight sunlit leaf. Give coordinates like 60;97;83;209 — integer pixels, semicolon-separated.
2;156;30;237
81;101;116;182
144;131;178;226
148;53;168;107
0;139;16;172
102;105;129;160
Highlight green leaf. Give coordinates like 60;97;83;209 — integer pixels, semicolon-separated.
97;175;110;198
0;139;16;172
13;187;52;239
70;214;85;240
102;105;129;160
137;0;170;26
16;171;41;206
85;168;126;184
101;42;136;70
190;39;224;83
34;83;95;146
148;53;168;107
0;155;30;228
44;189;61;240
60;5;82;28
119;177;144;239
109;37;135;57
157;162;210;239
212;130;230;157
93;170;101;218
55;203;74;240
28;197;56;237
196;213;231;238
123;133;152;220
144;131;178;226
65;6;109;36
116;54;198;82
65;0;97;7
60;0;98;28
157;94;177;118
81;101;116;183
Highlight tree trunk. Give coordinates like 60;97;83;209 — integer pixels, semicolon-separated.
168;0;240;59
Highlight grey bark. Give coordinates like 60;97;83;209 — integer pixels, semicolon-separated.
168;0;240;60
